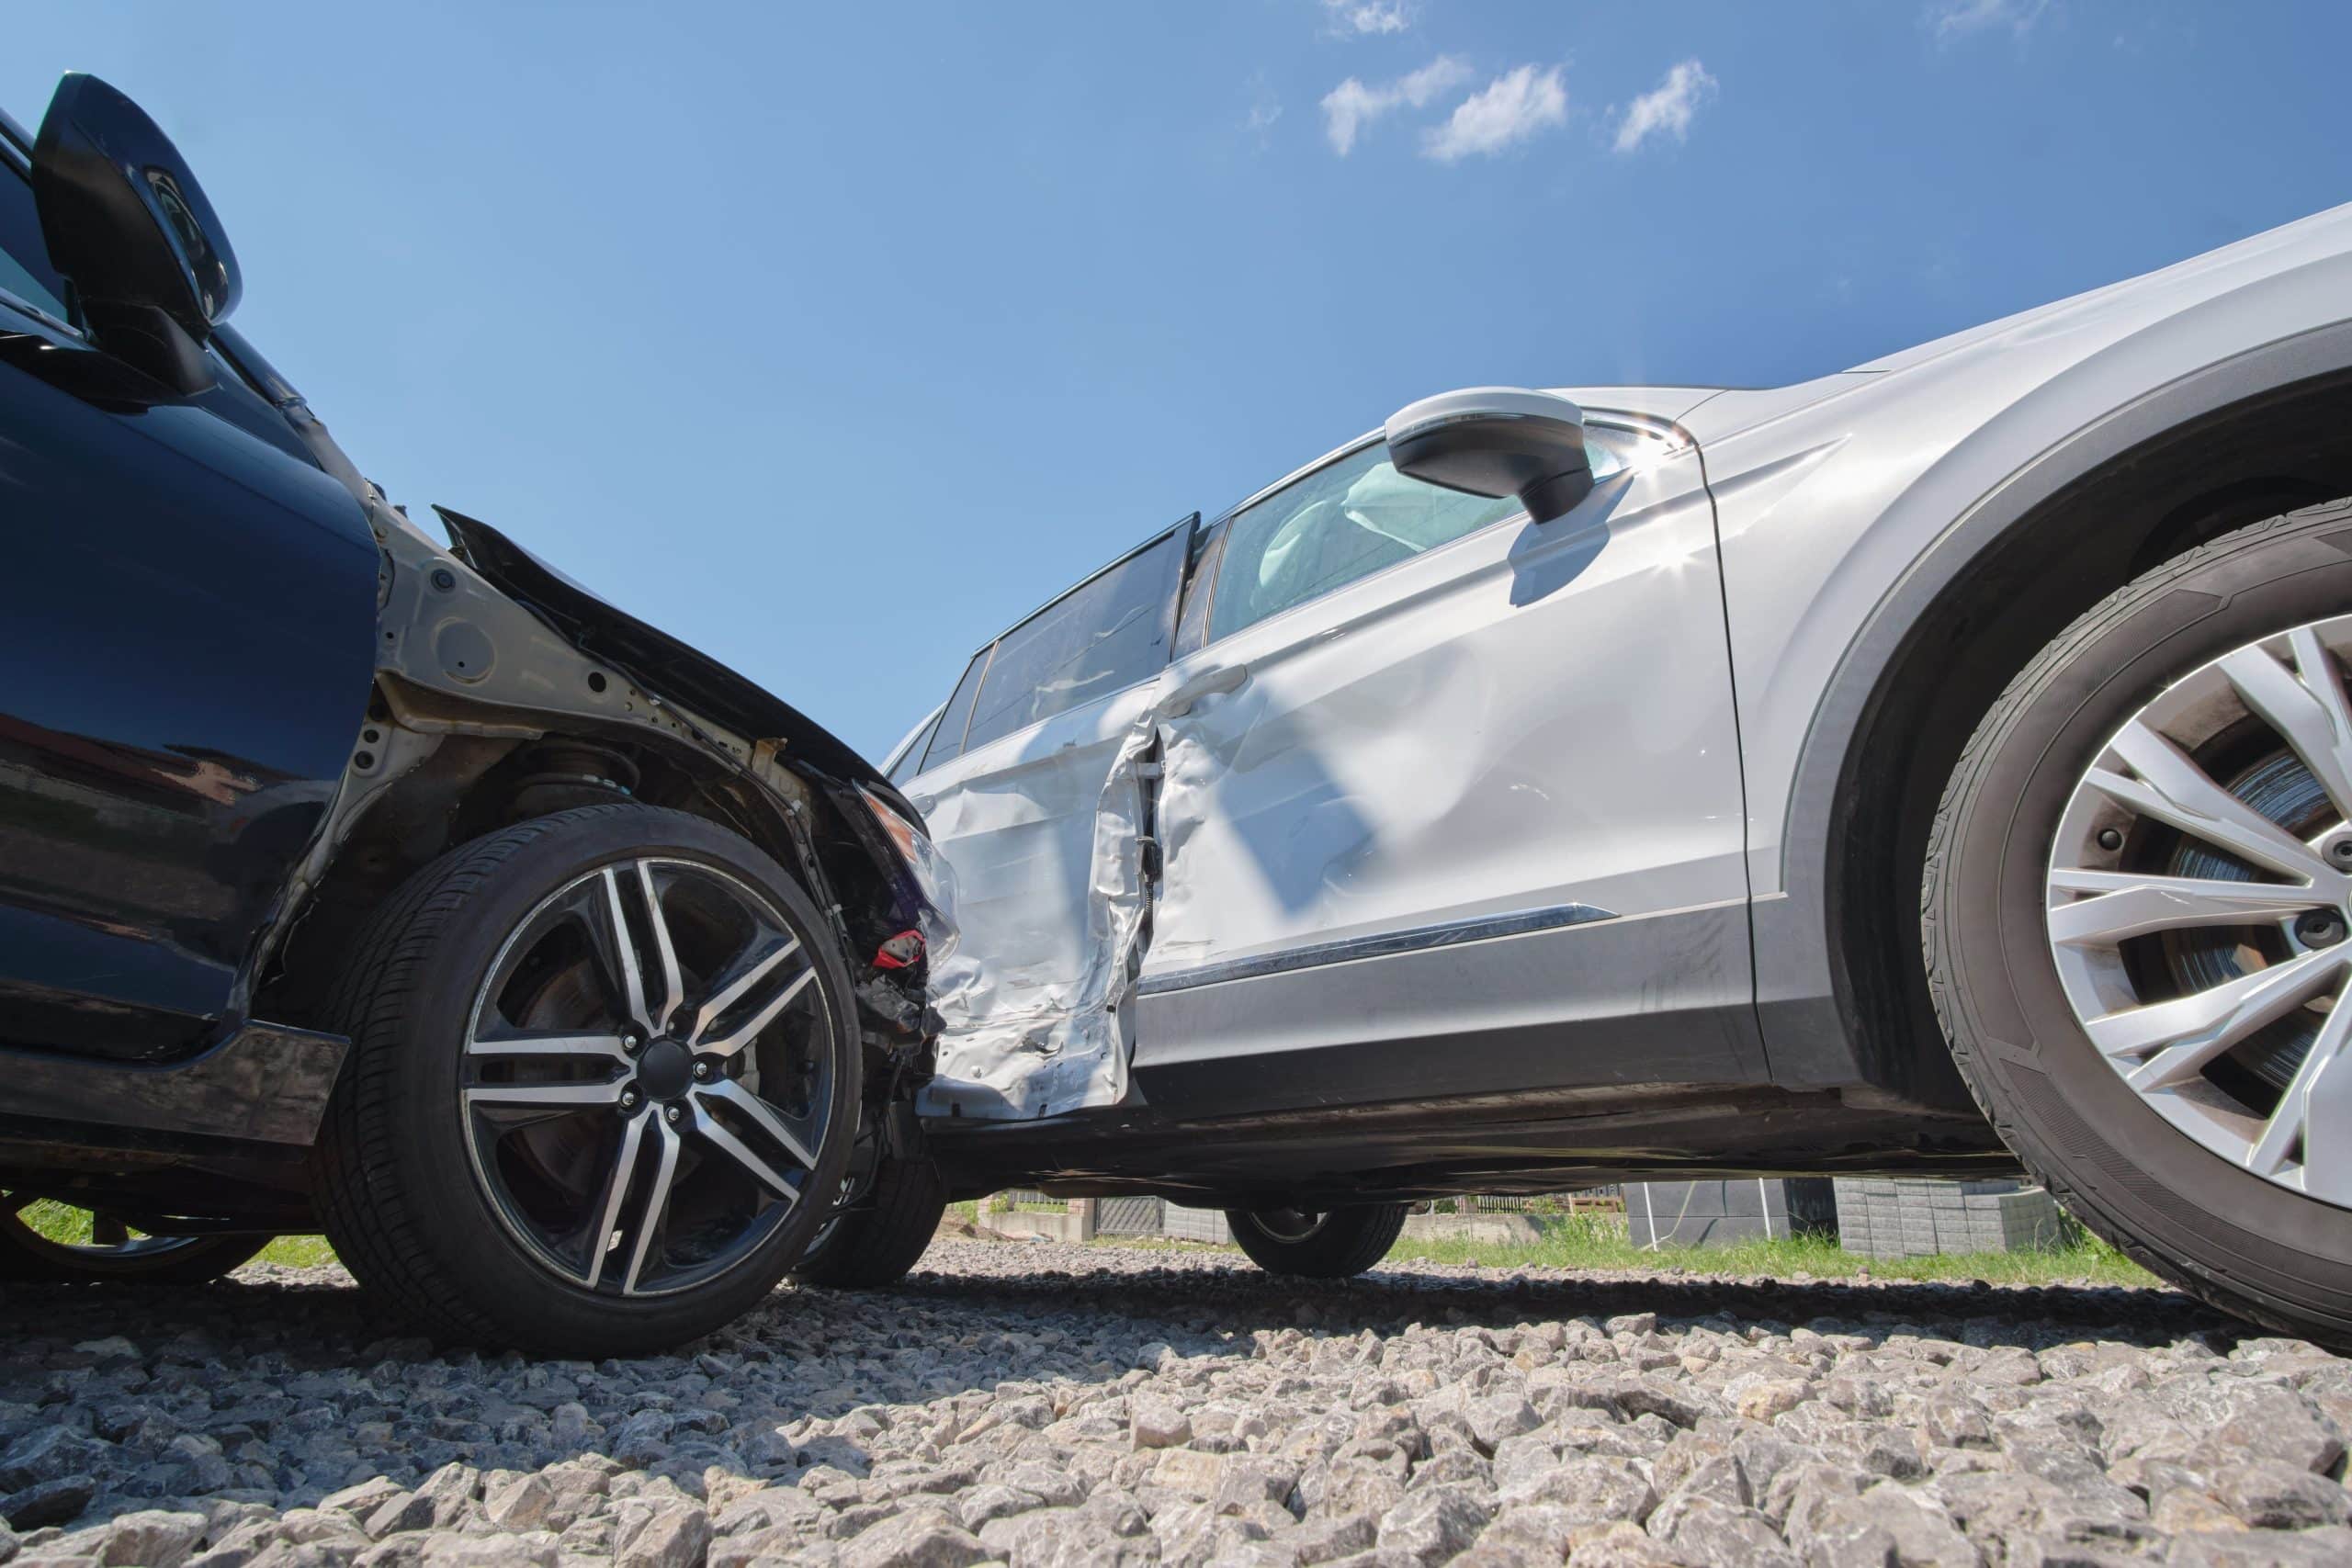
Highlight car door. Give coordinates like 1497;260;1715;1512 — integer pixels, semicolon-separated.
0;140;380;1063
904;520;1192;1119
1132;418;1766;1115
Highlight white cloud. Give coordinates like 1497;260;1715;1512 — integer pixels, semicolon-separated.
1321;0;1412;36
1320;55;1472;155
1611;59;1718;153
1420;64;1568;163
1928;0;2049;41
1245;73;1283;139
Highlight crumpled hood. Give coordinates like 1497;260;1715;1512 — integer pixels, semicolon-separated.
436;507;903;806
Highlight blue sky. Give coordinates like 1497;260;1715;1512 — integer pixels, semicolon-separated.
8;2;2349;756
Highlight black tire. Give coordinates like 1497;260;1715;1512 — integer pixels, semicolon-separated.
0;1200;266;1285
791;1156;946;1289
1226;1202;1408;1278
1926;502;2352;1348
313;804;860;1356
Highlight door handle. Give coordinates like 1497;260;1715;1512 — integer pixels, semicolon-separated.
1160;664;1248;718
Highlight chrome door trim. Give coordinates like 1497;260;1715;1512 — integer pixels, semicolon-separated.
1133;901;1618;997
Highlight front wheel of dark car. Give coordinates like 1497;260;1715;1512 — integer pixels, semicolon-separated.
313;804;860;1356
1927;502;2352;1348
1226;1202;1408;1278
790;1154;946;1289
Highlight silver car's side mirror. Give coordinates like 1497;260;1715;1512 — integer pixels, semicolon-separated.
1384;387;1592;525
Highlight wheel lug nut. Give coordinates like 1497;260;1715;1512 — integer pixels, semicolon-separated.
622;1034;641;1055
620;1089;639;1110
693;1062;711;1080
665;1105;683;1124
2097;828;2124;852
2329;840;2352;869
2296;910;2346;948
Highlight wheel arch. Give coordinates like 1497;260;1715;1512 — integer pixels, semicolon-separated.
251;702;922;1045
1758;322;2352;1110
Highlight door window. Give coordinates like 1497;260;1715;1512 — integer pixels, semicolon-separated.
957;526;1187;755
919;649;991;773
1207;434;1624;642
0;159;72;323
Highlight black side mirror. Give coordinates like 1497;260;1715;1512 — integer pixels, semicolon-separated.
1385;387;1593;525
32;73;240;394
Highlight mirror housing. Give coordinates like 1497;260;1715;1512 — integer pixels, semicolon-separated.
32;73;240;393
1385;387;1592;525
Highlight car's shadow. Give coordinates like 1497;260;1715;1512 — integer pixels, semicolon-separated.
0;1253;2240;1371
889;1252;2243;1353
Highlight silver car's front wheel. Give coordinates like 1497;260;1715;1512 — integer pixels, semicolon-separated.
1928;502;2352;1348
2045;616;2352;1206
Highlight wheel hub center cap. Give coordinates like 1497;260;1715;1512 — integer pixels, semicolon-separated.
634;1039;694;1101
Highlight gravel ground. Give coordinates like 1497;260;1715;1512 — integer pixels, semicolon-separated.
1;1237;2347;1567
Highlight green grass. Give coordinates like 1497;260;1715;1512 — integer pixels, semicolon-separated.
17;1201;336;1269
1382;1211;2154;1288
15;1201;2154;1289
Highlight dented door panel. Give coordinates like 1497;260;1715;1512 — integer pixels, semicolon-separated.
910;524;1191;1121
1134;438;1758;1100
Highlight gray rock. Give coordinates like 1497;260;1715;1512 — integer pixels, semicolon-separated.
1645;1494;1799;1568
0;1431;107;1495
1129;1395;1190;1451
91;1509;208;1568
1;1475;96;1530
612;1500;711;1568
319;1480;404;1521
1802;1483;1980;1568
1501;1456;1654;1526
417;1535;558;1568
2210;1458;2352;1530
1376;1484;1491;1564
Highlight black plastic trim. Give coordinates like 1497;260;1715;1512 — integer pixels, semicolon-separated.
0;1020;348;1149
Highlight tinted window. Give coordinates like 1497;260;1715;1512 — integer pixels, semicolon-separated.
0;161;72;322
919;650;991;773
1206;434;1625;642
960;527;1187;755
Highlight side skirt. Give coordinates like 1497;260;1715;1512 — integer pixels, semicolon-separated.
1130;900;1767;1119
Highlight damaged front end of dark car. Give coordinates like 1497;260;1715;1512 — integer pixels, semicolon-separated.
0;73;951;1352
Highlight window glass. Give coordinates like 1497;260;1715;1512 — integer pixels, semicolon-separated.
1207;434;1625;642
961;527;1186;755
0;161;72;323
888;711;942;784
920;650;991;773
1171;519;1227;660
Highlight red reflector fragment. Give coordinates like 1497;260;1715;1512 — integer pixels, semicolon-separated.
873;930;924;969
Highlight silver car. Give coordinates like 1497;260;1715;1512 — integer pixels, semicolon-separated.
808;205;2352;1345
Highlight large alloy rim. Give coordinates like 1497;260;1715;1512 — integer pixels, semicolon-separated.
461;856;838;1297
2047;615;2352;1208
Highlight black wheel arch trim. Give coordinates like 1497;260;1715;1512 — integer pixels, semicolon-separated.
1764;320;2352;1092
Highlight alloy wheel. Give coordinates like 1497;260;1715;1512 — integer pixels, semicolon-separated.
460;855;839;1297
2047;616;2352;1206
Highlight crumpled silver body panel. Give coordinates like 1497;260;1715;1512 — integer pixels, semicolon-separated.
904;199;2352;1123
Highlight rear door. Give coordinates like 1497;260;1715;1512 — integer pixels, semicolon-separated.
902;521;1192;1118
1133;420;1763;1115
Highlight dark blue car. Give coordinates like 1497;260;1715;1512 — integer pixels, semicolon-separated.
0;75;947;1354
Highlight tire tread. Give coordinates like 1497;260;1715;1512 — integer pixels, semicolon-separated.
1922;498;2352;1344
